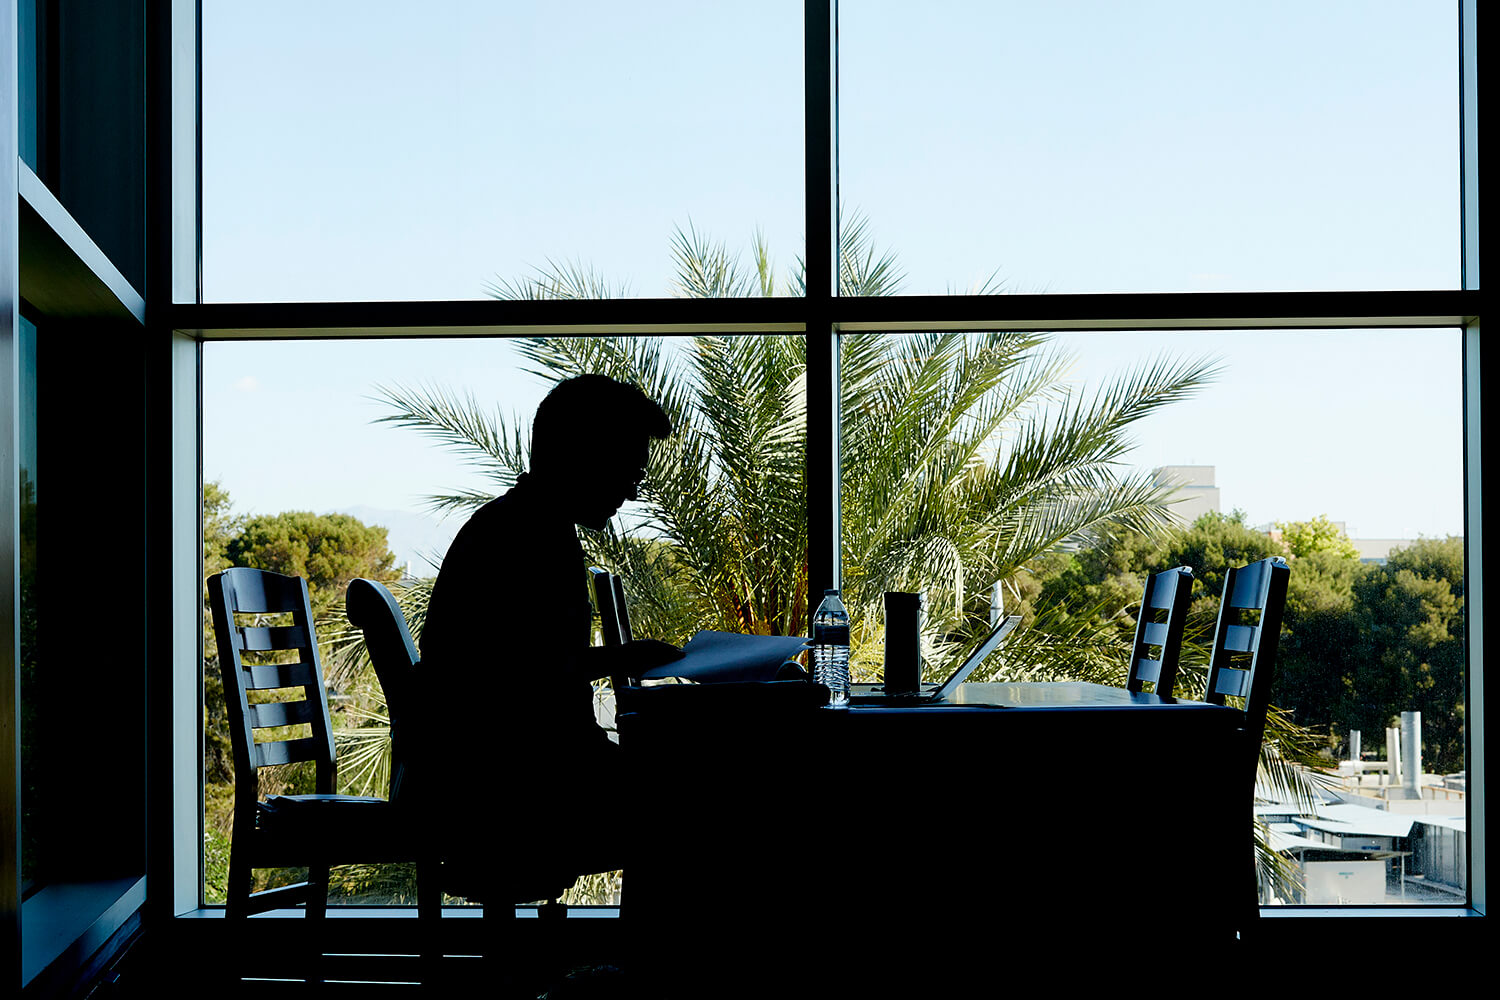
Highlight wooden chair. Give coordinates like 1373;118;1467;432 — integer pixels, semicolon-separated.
1201;555;1290;934
344;577;573;983
1125;565;1194;697
1204;556;1291;779
208;568;411;929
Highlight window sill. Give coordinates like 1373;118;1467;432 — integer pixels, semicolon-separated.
22;876;146;987
178;904;621;919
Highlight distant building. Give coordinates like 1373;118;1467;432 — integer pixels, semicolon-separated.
1152;465;1424;561
1285;519;1415;564
1350;537;1416;564
1152;465;1221;525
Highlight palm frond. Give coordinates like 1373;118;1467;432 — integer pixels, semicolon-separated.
486;257;628;300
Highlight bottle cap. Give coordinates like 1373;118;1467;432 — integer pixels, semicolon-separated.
824;588;839;596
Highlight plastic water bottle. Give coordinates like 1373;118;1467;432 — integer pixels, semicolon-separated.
812;589;851;707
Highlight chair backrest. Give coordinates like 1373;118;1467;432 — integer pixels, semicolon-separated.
208;568;337;807
613;574;634;643
345;577;422;807
590;567;636;695
590;567;625;648
1126;565;1194;696
1204;557;1290;778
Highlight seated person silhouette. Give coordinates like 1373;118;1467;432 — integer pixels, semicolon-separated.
418;374;684;899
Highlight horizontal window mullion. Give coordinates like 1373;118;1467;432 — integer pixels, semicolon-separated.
172;289;1479;341
833;289;1480;333
172;297;810;340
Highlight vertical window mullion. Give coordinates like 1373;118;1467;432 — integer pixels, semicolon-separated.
1458;0;1483;917
805;0;839;596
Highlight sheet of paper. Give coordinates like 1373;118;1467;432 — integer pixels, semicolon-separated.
638;630;810;684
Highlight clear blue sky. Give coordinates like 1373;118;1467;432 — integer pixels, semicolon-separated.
200;1;1465;559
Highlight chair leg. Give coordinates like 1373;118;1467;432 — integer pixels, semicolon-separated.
304;865;330;983
225;850;252;922
307;864;330;920
416;859;443;986
482;902;519;995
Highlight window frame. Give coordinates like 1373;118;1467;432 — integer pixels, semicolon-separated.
162;0;1484;931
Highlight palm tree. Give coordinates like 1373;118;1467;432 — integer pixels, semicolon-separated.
370;215;1218;679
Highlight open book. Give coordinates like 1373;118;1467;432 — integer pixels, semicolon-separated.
637;630;810;685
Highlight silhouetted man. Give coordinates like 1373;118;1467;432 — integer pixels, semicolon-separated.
419;374;683;897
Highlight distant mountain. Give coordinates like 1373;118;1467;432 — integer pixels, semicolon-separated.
338;505;463;578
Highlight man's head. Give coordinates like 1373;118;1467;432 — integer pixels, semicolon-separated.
529;374;672;529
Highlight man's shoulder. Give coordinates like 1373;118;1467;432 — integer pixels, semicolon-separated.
450;490;526;538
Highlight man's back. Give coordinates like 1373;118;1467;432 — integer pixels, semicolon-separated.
421;480;610;800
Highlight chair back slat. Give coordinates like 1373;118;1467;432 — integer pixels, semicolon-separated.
1212;667;1251;699
1126;566;1193;695
220;569;308;614
252;736;323;769
1133;659;1162;684
243;660;320;691
1143;578;1181;610
1219;624;1258;654
236;624;312;652
1224;560;1276;609
248;699;319;730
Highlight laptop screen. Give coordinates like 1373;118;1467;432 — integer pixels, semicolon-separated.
929;614;1021;699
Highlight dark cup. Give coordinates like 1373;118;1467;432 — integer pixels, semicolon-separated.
883;591;923;695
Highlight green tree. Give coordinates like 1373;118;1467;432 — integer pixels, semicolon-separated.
1277;514;1360;561
227;510;401;620
1346;538;1466;772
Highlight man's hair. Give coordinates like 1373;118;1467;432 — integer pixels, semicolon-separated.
530;374;672;474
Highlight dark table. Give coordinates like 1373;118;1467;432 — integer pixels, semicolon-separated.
619;681;1250;985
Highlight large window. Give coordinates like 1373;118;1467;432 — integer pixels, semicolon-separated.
184;1;1481;919
4;7;1478;993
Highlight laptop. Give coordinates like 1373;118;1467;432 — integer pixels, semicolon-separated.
848;614;1020;705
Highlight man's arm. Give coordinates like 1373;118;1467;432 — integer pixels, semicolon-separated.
570;639;685;683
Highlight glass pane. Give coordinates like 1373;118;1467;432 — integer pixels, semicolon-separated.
18;0;147;292
18;0;43;172
839;1;1459;294
19;317;39;895
839;327;1466;905
202;334;806;904
201;1;805;302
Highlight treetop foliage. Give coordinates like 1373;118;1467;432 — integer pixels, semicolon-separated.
226;509;401;616
1276;514;1360;561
